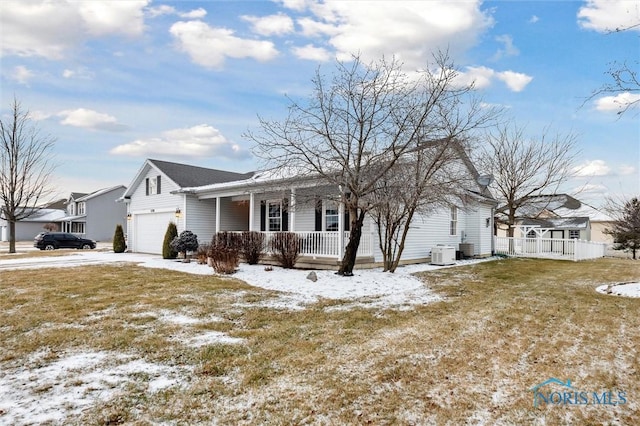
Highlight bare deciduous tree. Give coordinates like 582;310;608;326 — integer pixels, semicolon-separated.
248;52;491;275
370;139;480;272
476;122;580;237
0;98;57;253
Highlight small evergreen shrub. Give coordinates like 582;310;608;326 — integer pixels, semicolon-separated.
270;232;301;269
162;222;178;259
171;230;199;259
240;231;265;265
208;232;240;274
113;224;126;253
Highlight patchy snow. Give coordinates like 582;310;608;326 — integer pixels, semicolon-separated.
596;283;640;298
0;250;496;310
0;350;190;425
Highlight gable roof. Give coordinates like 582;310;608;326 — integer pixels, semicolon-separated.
121;159;254;199
76;185;126;202
69;192;88;201
148;159;254;188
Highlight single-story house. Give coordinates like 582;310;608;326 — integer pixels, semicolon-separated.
121;158;497;267
61;185;128;241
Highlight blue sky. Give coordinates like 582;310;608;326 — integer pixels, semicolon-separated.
1;0;638;208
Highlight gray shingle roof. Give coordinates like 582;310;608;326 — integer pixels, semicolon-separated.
522;216;590;230
148;159;253;188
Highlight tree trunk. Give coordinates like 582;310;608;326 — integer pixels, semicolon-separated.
338;210;365;276
9;220;16;254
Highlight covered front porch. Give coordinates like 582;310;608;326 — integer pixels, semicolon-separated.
185;185;375;261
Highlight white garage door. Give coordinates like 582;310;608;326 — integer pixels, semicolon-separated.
134;212;175;254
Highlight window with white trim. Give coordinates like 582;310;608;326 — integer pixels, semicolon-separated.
268;201;282;232
569;230;580;239
450;207;457;236
146;176;161;195
324;201;339;231
77;202;85;215
527;230;537;238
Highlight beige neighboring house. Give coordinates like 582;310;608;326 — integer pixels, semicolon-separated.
496;194;613;242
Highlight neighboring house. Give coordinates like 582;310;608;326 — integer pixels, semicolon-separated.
0;208;67;242
121;158;497;266
62;186;128;241
496;194;594;240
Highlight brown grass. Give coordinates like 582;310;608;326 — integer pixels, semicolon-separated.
0;257;639;425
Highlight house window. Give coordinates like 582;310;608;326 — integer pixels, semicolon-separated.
268;201;282;232
450;207;457;236
71;222;85;234
325;201;339;232
569;230;580;239
77;202;85;215
146;176;161;195
526;230;537;238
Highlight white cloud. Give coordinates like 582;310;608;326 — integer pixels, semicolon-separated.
10;65;34;85
619;165;636;176
147;5;175;18
169;20;279;69
573;160;612;177
242;13;294;36
594;92;640;112
110;124;249;159
529;15;540;24
292;44;332;61
456;66;496;90
58;108;127;132
287;1;493;70
496;70;533;92
454;66;532;92
147;6;206;19
0;0;149;59
62;67;94;80
576;183;608;194
180;8;207;19
77;1;147;37
578;0;640;32
492;34;519;61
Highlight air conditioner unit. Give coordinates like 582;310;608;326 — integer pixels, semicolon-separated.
431;246;456;265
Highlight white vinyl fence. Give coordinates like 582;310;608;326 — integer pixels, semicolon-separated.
494;237;607;261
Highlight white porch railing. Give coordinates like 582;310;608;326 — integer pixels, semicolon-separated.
237;231;373;259
494;236;607;261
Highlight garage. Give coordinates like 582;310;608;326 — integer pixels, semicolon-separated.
133;212;175;254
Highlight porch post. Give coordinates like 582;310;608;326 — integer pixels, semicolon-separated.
338;202;345;259
215;197;221;233
249;192;255;231
289;188;296;232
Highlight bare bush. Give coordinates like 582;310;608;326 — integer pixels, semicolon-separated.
270;232;301;269
239;231;265;265
196;243;210;265
208;232;240;274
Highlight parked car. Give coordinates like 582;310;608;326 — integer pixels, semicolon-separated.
34;232;96;250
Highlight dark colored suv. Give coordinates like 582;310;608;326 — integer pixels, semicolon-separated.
34;232;96;250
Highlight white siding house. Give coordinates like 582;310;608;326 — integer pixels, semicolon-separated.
122;158;497;265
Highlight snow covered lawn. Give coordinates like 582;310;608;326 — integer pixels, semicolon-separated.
1;255;638;425
0;250;494;310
